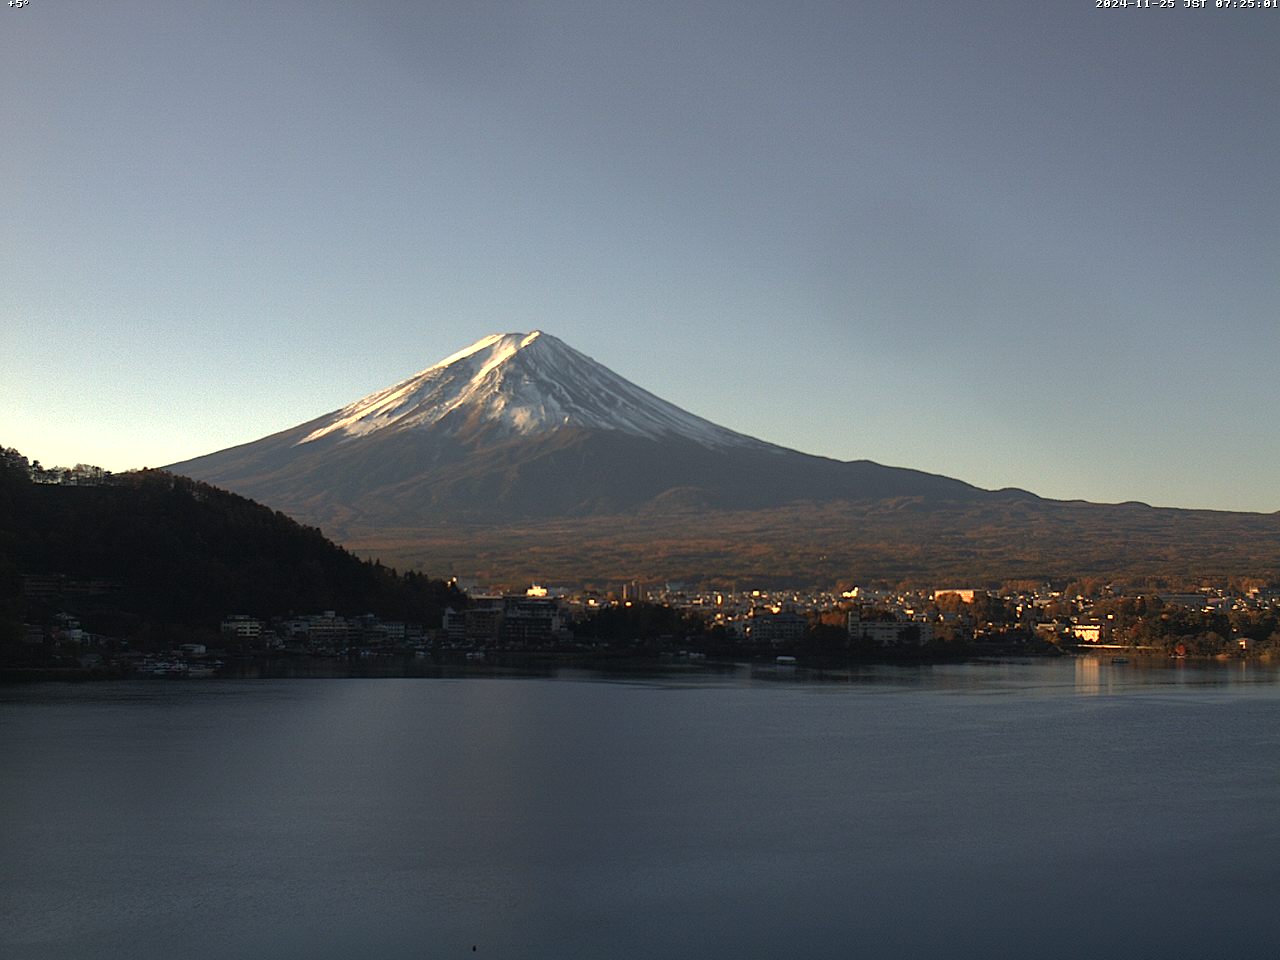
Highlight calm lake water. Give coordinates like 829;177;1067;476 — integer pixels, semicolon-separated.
4;659;1280;959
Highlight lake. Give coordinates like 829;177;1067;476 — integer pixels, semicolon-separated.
4;659;1280;959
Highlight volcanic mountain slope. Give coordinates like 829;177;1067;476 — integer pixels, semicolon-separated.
169;331;991;531
169;331;1280;584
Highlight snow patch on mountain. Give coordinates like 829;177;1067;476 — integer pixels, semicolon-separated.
298;331;771;450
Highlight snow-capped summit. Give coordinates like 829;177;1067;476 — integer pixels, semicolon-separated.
298;331;766;450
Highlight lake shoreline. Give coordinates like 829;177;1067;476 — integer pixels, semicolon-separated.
5;643;1267;685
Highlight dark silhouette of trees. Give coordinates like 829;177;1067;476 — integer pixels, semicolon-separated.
1;451;461;645
576;602;700;642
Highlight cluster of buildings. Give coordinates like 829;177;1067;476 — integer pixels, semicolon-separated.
217;593;572;656
215;578;1274;660
1028;583;1280;652
16;581;1280;672
220;611;428;655
418;583;959;650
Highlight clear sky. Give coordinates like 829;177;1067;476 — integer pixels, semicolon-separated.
3;1;1276;512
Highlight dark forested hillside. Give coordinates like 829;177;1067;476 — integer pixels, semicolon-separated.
0;447;461;645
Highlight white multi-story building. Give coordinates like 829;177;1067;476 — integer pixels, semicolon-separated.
847;610;933;646
220;615;262;640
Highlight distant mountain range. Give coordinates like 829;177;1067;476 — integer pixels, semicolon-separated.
168;331;1280;585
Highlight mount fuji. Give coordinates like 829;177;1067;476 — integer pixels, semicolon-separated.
168;331;1280;583
169;331;985;524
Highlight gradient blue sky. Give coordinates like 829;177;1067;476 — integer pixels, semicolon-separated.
3;1;1276;511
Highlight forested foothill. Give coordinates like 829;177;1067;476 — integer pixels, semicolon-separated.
0;446;461;670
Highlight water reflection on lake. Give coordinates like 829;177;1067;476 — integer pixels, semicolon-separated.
1070;653;1272;695
4;659;1280;959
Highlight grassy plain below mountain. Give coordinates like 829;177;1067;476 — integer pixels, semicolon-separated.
342;495;1280;589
